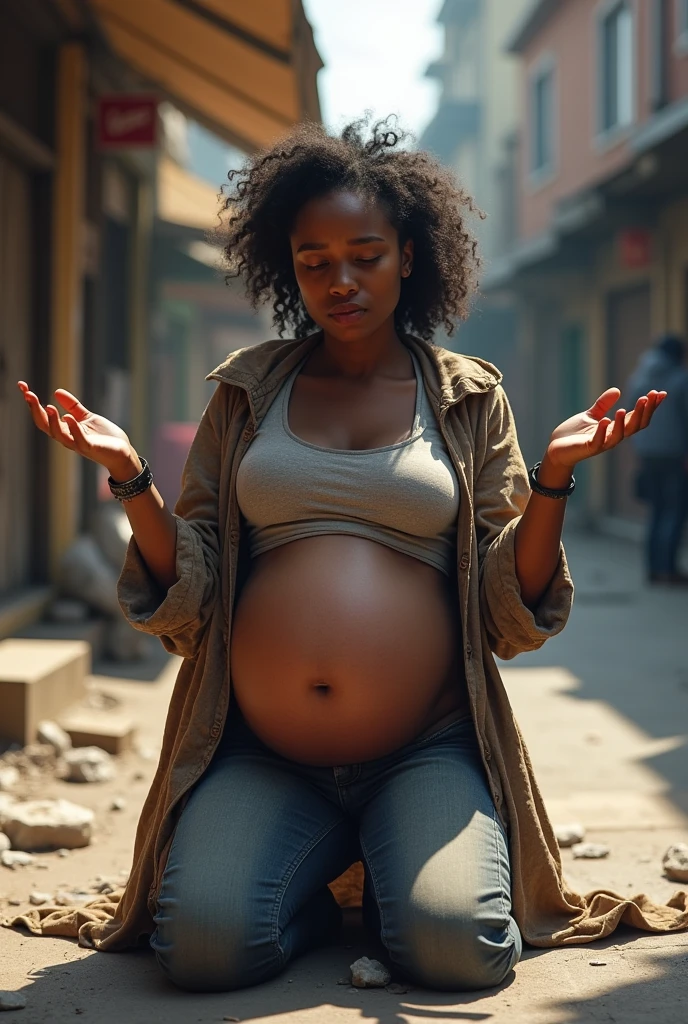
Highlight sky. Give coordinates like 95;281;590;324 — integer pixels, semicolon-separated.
302;0;445;142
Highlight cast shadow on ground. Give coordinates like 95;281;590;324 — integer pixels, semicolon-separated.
13;909;515;1024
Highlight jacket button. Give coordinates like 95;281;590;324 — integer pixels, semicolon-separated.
459;553;469;571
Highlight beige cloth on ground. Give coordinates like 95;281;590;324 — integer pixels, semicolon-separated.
3;331;687;951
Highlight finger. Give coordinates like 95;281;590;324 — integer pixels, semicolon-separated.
609;408;626;446
21;389;51;433
588;416;611;453
54;389;91;420
46;405;77;449
63;414;89;452
589;388;621;420
625;396;648;434
638;392;660;430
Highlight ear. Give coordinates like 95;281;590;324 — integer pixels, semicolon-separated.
400;238;414;278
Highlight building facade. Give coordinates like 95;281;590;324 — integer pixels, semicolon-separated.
485;0;688;535
0;0;321;634
420;0;532;403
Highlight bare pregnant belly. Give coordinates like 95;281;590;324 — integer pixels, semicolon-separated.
229;536;467;766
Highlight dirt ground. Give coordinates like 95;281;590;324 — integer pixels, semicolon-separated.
1;530;688;1023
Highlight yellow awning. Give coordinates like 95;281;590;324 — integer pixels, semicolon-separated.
88;0;322;151
157;155;225;232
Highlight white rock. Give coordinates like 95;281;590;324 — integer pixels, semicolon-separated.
1;799;94;851
0;991;27;1010
662;843;688;882
55;890;92;906
1;850;34;869
0;833;10;852
36;720;72;756
350;956;392;988
63;747;116;783
29;891;53;906
571;842;610;859
56;848;70;858
110;797;127;811
554;823;585;848
0;767;19;792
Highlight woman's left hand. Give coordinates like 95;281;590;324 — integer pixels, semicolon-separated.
545;387;667;471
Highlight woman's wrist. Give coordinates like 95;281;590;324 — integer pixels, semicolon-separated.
536;449;576;491
107;451;143;484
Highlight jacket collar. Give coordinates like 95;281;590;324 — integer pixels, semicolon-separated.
206;330;502;419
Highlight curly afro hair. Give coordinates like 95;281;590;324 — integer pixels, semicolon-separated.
218;116;483;340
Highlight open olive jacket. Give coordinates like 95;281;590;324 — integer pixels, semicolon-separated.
31;332;688;949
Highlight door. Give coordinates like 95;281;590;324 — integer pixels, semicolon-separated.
606;284;652;521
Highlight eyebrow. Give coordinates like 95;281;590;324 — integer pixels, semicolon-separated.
296;235;386;253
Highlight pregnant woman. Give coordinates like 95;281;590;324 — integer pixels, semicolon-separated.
19;119;685;992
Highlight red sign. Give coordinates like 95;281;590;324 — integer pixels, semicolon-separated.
97;95;158;149
618;228;652;269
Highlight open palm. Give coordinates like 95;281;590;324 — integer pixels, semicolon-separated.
18;383;133;469
547;387;667;470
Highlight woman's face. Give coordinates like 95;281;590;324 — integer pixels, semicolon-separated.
289;189;413;342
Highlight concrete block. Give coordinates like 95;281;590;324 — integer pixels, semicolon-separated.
57;711;137;755
0;640;90;746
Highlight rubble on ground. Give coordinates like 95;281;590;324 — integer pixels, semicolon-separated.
349;956;392;988
0;991;27;1011
571;842;610;859
662;843;688;882
0;767;19;792
36;720;72;756
1;850;34;869
554;823;585;848
63;746;116;783
0;798;93;851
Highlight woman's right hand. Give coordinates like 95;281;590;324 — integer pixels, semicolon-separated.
17;382;139;478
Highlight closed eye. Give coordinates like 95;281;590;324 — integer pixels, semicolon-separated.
302;254;383;271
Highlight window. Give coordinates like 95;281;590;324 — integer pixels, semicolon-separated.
531;63;555;176
677;0;688;51
599;2;634;134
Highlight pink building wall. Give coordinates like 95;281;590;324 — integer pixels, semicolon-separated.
517;0;688;241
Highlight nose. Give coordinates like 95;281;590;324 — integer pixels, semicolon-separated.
329;262;359;298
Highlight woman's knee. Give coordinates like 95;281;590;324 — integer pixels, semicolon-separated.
392;906;522;991
151;896;283;992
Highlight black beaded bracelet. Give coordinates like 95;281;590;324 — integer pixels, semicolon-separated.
528;461;576;499
108;457;154;502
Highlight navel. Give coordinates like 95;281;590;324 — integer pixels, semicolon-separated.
311;679;333;695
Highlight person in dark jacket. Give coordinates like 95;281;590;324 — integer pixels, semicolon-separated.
626;334;688;584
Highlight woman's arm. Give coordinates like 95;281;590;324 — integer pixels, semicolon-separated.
515;386;666;610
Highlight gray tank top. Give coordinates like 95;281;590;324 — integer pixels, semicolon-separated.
236;350;460;575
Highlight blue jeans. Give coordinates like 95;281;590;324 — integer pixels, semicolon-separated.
150;703;521;993
641;457;688;575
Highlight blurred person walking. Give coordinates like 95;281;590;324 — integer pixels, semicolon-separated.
627;334;688;585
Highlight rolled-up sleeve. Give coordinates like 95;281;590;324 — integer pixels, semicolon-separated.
116;385;226;660
474;386;574;661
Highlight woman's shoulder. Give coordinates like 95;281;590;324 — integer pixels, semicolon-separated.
206;335;315;386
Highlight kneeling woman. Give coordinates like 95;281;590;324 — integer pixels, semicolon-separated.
19;119;671;991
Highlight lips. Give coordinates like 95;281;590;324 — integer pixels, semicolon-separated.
328;303;367;325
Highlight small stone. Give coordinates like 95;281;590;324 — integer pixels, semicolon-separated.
1;850;34;869
8;899;21;907
350;956;392;988
56;849;70;858
0;768;19;792
109;797;126;811
135;746;158;762
1;799;94;851
64;747;115;784
572;842;610;859
336;977;350;985
222;1017;241;1022
131;772;144;782
0;991;27;1010
29;891;53;906
386;982;410;994
554;823;585;848
55;891;92;907
36;721;72;756
0;834;10;853
662;843;688;882
589;960;607;966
